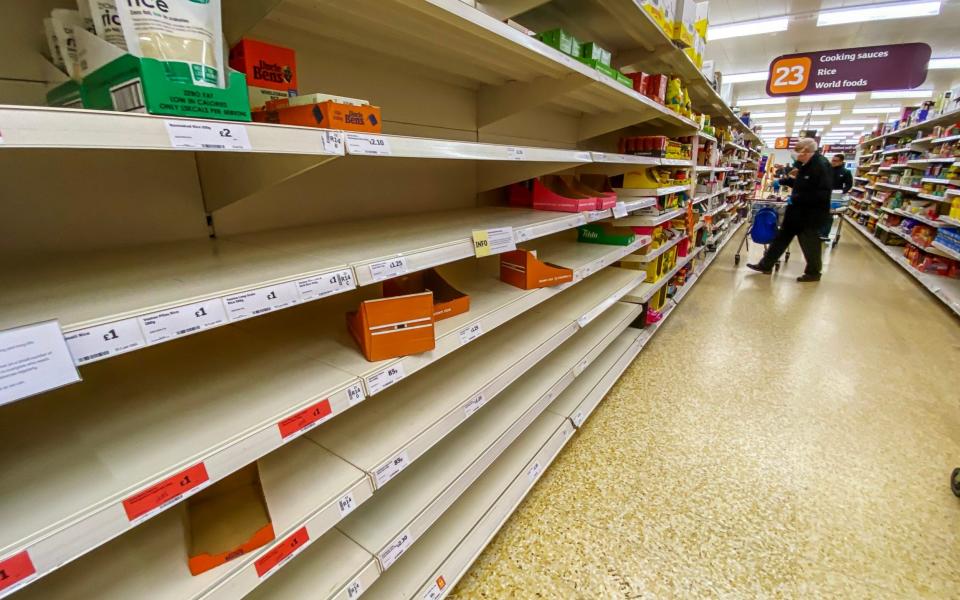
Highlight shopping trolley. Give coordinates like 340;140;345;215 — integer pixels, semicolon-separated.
822;191;850;248
733;198;790;268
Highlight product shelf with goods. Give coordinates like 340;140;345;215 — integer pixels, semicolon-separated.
619;232;688;265
612;207;686;227
622;246;705;304
863;108;960;145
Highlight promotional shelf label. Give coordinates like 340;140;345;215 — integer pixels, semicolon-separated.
346;383;365;406
374;450;410;488
123;462;210;523
337;491;357;517
458;322;483;346
346;579;364;599
368;257;408;282
471;227;516;258
423;576;447;600
378;529;415;570
277;398;333;440
65;318;147;365
463;392;487;418
506;147;526;160
366;363;406;395
0;321;80;406
223;282;299;321
164;119;251;150
139;299;228;345
0;551;37;595
345;133;393;156
255;527;310;579
612;202;629;218
296;268;355;301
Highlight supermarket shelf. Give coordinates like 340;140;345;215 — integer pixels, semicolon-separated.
949;190;960;198
693;188;728;203
931;241;960;261
588;152;660;166
612;207;685;227
876;182;921;194
863;108;960;145
725;142;748;152
854;176;868;182
614;184;689;197
894;209;943;227
932;134;960;144
845;216;960;317
922;177;960;185
619;233;687;264
622;246;705;304
661;158;694;167
852;186;866;193
697;131;717;143
882;148;909;155
942;216;960;227
918;193;951;203
907;157;955;166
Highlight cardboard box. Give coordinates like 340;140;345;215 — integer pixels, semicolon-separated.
577;223;637;245
229;38;297;109
537;28;578;56
694;1;710;38
575;174;618;209
646;74;669;104
500;250;574;290
382;269;469;321
615;72;633;88
672;0;697;47
348;292;436;362
580;42;612;66
640;0;668;32
509;177;598;213
187;465;275;576
254;99;382;132
577;57;619;81
628;72;650;94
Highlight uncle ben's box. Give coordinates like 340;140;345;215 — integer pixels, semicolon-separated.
229;38;298;109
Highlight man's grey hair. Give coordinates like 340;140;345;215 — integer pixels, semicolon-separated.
796;138;818;152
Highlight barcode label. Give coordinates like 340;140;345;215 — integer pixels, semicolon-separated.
337;492;357;517
368;257;408;282
223;282;299;321
506;147;526;160
346;579;364;599
527;461;542;482
296;269;355;301
458;322;483;345
139;299;228;344
573;411;586;428
463;392;487;418
65;318;147;365
379;529;415;569
613;202;629;218
374;450;410;488
320;131;344;154
346;383;365;406
575;151;592;161
109;78;145;113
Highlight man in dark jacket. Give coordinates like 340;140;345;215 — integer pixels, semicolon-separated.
748;138;832;282
831;154;853;193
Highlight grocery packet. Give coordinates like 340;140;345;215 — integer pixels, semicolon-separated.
82;0;128;50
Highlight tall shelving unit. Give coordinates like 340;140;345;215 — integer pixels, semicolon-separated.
0;1;760;599
846;109;960;317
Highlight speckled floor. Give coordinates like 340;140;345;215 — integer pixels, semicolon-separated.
451;226;960;599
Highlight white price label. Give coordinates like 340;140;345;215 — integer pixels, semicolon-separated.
346;383;365;406
374;450;410;488
593;152;606;161
346;579;364;599
296;269;355;301
0;321;80;406
575;151;592;161
576;214;588;226
139;299;227;344
586;210;608;222
463;392;487;418
367;363;406;395
471;226;516;258
321;130;344;154
346;133;393;156
612;202;629;218
506;147;526;160
423;577;447;600
573;358;590;377
527;461;542;482
368;256;408;282
337;492;357;517
379;529;415;569
164;119;251;150
65;318;147;365
223;282;299;321
515;228;532;242
573;411;586;428
458;322;483;345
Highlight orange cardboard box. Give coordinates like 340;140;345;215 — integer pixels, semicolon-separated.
348;292;436;362
187;465;275;576
229;38;297;108
499;249;574;290
382;269;469;321
253;99;382;132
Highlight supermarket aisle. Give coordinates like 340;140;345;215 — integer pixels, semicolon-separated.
451;228;960;598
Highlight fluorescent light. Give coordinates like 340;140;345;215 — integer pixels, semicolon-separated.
750;111;786;119
870;89;933;99
760;122;787;128
737;97;787;107
723;71;769;83
817;1;940;27
708;16;789;41
852;106;901;114
794;120;832;126
930;57;960;70
798;93;857;103
839;118;880;125
805;108;842;116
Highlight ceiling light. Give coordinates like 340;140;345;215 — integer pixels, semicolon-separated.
929;57;960;70
870;89;933;99
708;16;789;41
803;108;842;116
750;111;787;119
798;93;857;103
838;118;880;125
794;120;831;126
737;97;788;107
723;71;769;83
852;106;902;114
817;1;940;27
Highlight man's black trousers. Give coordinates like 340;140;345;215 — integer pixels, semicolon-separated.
758;217;826;275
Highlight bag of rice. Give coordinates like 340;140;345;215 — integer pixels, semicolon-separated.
83;0;128;50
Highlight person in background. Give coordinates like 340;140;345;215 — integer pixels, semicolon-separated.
747;138;832;282
820;153;853;239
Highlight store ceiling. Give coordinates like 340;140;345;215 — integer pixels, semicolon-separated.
705;0;960;141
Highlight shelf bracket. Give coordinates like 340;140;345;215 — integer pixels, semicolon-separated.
478;74;591;129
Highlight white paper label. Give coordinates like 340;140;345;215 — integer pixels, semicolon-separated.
527;461;542;482
613;202;629;218
346;580;364;599
139;299;228;344
506;147;526;160
573;411;586;428
0;321;80;406
346;383;365;406
367;363;406;395
593;152;606;161
423;579;445;600
346;133;392;156
164;119;251;150
587;210;608;222
296;269;355;301
374;451;410;488
223;282;299;321
379;529;415;569
368;257;408;282
575;151;592;161
65;318;147;365
321;130;344;154
463;392;487;418
573;358;590;377
515;228;532;242
337;492;357;517
471;226;516;257
458;322;483;345
576;214;588;226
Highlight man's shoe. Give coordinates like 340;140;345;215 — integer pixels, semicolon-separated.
746;263;772;274
797;273;821;282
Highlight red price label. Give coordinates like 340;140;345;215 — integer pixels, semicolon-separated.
0;551;36;593
277;399;332;439
122;463;209;521
255;527;310;578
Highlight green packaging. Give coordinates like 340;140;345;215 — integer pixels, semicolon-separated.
616;72;633;88
46;80;83;108
538;28;578;57
580;42;612;66
577;224;637;246
578;57;619;81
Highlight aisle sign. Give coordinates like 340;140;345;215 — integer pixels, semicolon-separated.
345;133;393;156
774;137;799;150
0;321;80;406
767;43;931;96
471;227;516;257
164;119;252;150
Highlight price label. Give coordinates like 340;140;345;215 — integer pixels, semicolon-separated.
345;133;393;156
164;119;251;150
346;383;365;406
379;529;415;570
593;152;606;161
578;294;619;327
573;411;586;428
463;392;487;418
65;318;147;365
368;257;408;282
122;462;210;524
515;228;532;242
458;322;483;346
337;491;357;517
223;282;299;321
374;450;410;488
0;321;80;407
277;398;333;440
423;576;447;600
296;269;355;301
0;551;37;595
139;299;228;345
575;151;592;161
471;227;516;258
612;202;629;218
506;147;526;160
366;363;406;395
346;579;364;599
573;358;590;377
321;130;344;154
254;527;311;579
586;210;608;222
527;461;542;482
576;214;588;226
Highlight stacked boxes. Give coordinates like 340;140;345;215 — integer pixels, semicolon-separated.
229;38;298;109
538;28;632;88
672;0;697;47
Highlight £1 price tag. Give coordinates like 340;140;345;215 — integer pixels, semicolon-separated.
0;551;38;595
471;227;516;258
65;318;147;365
254;527;311;579
139;299;228;345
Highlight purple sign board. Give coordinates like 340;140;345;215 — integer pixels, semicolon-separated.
766;43;931;97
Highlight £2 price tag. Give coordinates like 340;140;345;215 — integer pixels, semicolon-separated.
346;133;393;156
164;119;251;150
